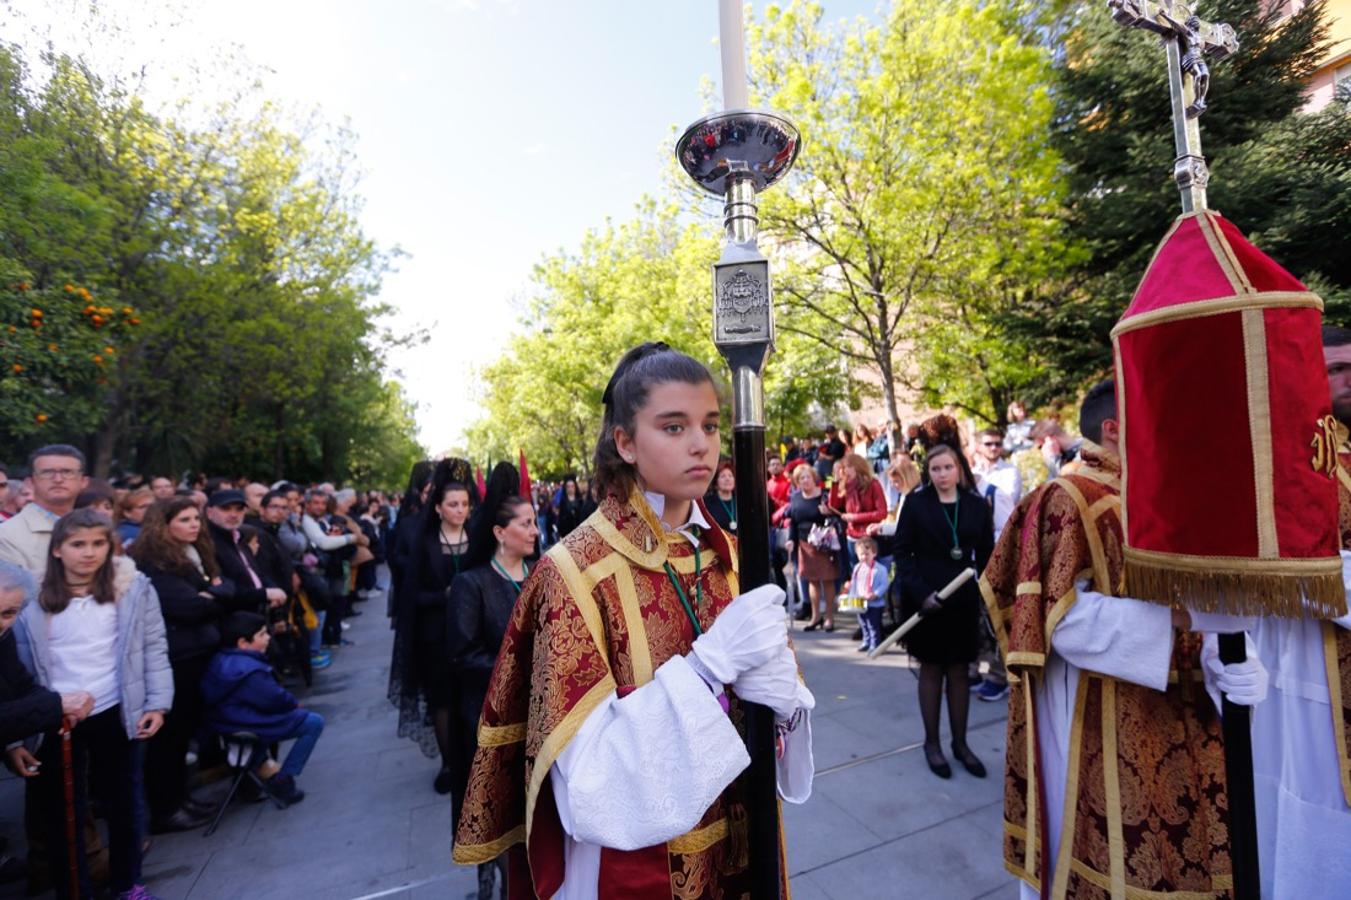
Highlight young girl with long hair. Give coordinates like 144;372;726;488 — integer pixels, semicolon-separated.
452;343;814;898
13;509;172;900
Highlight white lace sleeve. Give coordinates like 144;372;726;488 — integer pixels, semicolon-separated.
550;654;750;851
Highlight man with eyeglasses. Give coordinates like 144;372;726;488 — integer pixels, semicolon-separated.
0;445;90;580
971;428;1022;541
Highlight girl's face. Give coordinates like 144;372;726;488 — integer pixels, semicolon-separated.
565;482;577;499
716;467;735;494
54;527;111;582
615;380;721;503
495;503;539;559
168;506;201;544
841;464;857;484
928;454;960;494
438;489;470;528
857;542;877;566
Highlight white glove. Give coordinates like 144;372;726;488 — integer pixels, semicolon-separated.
689;584;787;684
1201;632;1268;712
732;644;801;720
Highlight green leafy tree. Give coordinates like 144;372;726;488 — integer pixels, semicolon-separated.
0;29;423;486
742;0;1073;431
466;200;849;475
1003;0;1351;397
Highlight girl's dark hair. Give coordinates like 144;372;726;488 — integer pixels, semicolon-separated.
465;462;531;570
592;343;716;501
129;496;220;580
39;509;118;613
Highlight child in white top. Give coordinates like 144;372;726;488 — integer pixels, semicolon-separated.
849;537;889;652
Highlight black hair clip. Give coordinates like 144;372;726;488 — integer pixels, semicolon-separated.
602;341;671;407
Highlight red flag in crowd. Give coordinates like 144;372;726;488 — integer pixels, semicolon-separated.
518;449;532;500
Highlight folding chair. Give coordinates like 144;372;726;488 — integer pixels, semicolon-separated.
202;732;287;837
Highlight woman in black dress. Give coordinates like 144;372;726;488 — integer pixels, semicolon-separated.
554;476;587;539
447;462;536;899
389;458;477;793
885;443;994;779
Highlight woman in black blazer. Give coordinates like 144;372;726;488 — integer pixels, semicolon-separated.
883;443;994;780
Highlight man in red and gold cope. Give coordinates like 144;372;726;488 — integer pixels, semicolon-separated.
981;380;1267;899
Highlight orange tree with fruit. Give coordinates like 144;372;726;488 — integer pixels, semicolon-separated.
1;266;139;441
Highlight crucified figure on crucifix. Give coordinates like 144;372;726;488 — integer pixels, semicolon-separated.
1107;0;1239;211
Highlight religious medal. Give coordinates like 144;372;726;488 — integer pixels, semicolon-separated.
950;546;963;561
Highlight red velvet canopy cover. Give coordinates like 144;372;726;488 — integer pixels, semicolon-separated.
1111;210;1345;617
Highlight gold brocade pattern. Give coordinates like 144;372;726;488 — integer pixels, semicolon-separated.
981;445;1233;898
1327;443;1351;806
453;489;768;897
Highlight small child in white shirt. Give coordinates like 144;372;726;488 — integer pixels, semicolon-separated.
848;537;890;652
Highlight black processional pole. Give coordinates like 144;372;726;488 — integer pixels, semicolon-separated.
676;3;801;896
1106;4;1258;897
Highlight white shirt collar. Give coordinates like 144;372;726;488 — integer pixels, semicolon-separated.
643;490;711;547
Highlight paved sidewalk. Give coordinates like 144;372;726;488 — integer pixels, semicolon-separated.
0;600;1019;899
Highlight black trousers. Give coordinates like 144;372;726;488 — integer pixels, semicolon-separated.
146;653;209;819
35;706;142;899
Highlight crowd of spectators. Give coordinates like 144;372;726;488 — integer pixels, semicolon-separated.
0;443;399;899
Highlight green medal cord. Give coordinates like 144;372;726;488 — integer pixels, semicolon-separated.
718;496;737;529
663;542;703;636
943;499;960;553
491;557;529;596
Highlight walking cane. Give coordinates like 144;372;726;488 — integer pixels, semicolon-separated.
59;723;80;899
867;568;976;659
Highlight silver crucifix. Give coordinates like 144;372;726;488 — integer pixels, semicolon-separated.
1108;0;1239;212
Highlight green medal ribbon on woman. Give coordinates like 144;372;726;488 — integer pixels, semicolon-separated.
942;499;963;561
491;558;529;595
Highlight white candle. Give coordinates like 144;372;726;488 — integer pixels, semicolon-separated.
718;0;749;110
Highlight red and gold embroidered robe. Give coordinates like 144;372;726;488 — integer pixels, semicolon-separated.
980;445;1233;899
453;488;781;899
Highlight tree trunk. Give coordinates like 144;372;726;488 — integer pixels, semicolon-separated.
90;388;127;478
878;353;903;462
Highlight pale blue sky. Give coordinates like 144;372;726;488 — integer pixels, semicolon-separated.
19;0;879;452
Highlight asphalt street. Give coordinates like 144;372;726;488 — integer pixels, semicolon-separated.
0;592;1018;899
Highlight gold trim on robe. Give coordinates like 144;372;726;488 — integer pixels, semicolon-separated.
981;444;1234;899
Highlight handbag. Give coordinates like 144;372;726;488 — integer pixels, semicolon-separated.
807;522;840;552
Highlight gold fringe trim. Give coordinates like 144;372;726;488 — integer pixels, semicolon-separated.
1123;550;1346;619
